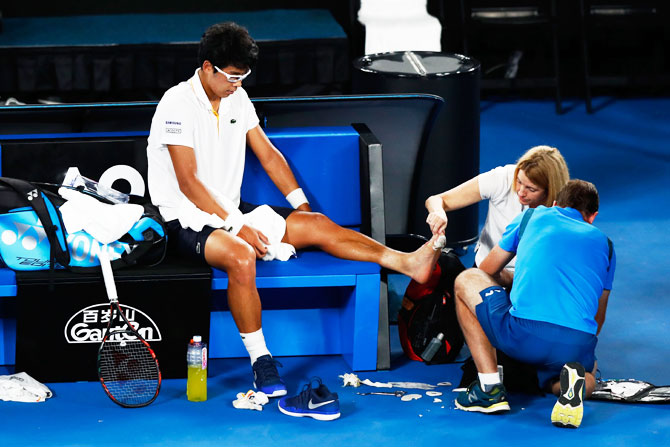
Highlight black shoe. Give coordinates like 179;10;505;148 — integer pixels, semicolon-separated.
252;355;287;397
278;377;340;421
551;362;586;428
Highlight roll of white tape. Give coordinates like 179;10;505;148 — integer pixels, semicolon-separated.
98;165;146;197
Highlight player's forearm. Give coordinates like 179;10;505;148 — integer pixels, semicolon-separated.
494;269;513;289
430;177;482;212
247;126;302;196
479;246;514;285
178;175;230;220
425;195;445;213
594;289;610;335
261;153;301;196
595;315;605;336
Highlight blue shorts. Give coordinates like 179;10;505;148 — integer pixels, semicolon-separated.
166;201;294;264
475;286;597;388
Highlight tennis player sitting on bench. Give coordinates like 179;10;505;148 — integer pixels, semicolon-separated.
146;22;442;398
452;180;615;428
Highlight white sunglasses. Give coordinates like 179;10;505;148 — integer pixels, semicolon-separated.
214;66;251;82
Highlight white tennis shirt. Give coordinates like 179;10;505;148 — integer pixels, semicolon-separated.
475;164;526;270
147;69;260;223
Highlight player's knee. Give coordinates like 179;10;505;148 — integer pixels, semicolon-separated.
305;211;333;229
230;243;256;269
454;268;481;299
228;263;256;286
214;242;256;282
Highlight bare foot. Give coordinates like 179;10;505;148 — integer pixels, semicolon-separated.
404;234;443;284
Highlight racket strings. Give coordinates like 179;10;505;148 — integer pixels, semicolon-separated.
99;333;160;406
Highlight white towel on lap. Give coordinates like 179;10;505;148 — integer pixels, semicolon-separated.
176;195;295;262
243;205;296;262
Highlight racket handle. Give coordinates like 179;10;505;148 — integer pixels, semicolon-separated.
98;246;118;300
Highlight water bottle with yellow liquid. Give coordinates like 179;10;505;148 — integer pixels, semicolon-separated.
187;335;207;402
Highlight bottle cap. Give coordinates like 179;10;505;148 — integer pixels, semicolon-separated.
436;333;444;341
193;335;202;343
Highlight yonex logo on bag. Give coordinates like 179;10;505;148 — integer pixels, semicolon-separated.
67;234;125;263
0;213;127;268
64;303;163;344
0;219;48;252
0;211;132;270
26;189;38;201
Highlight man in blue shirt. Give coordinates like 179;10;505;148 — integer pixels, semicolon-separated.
452;180;615;428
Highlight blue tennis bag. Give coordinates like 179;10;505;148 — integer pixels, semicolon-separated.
0;177;166;272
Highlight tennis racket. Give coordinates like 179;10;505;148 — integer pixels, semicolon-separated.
97;248;161;407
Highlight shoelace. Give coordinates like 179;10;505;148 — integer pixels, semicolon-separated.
255;357;283;382
293;377;325;405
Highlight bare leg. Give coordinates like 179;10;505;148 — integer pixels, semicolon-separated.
205;229;261;333
284;211;441;283
453;268;500;374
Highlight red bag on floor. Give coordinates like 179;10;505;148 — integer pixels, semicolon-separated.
398;250;465;364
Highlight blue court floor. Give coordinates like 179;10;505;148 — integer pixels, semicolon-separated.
1;96;669;446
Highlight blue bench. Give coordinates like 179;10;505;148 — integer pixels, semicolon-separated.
0;124;386;372
210;126;385;371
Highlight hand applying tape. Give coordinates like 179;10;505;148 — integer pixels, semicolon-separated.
432;235;446;251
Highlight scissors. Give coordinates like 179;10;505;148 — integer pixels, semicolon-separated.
356;390;406;397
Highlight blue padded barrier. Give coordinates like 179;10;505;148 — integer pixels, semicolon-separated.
0;269;17;365
0;269;16;297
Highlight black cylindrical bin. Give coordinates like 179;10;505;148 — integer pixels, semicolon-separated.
353;51;480;246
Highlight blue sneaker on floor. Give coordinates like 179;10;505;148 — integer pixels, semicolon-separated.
455;380;510;414
278;377;340;421
252;355;287;397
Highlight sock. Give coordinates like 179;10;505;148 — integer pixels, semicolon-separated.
240;328;271;365
478;371;502;392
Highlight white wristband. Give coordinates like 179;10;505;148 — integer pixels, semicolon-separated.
286;188;309;209
222;210;245;236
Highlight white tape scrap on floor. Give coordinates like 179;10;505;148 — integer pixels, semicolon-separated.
232;390;269;411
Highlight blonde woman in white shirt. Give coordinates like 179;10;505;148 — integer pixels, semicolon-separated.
425;146;569;287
